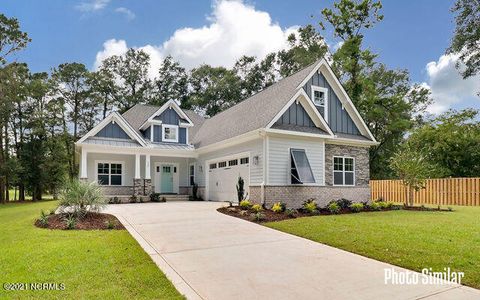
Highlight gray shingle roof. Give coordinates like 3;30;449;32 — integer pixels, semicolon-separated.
191;62;318;147
122;104;159;136
184;109;205;142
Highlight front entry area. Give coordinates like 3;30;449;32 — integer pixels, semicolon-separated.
155;162;179;194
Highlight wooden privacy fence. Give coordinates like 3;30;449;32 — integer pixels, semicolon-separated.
370;178;480;206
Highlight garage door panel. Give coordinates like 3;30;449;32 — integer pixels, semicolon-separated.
208;157;250;202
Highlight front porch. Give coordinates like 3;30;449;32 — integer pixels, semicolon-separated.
78;145;197;200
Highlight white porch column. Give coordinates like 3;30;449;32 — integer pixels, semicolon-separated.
135;153;141;179
145;154;151;180
80;148;88;179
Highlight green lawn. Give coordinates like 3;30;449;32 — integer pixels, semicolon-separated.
0;201;184;299
7;189;54;201
266;206;480;289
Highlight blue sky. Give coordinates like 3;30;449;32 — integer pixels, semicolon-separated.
3;0;478;113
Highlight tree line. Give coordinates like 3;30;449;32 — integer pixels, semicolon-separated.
0;0;478;202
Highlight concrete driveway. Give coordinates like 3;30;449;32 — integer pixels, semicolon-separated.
105;202;480;300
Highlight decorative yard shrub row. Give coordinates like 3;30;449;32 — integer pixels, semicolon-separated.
218;198;400;223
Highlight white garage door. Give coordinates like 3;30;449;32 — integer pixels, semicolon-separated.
208;156;250;202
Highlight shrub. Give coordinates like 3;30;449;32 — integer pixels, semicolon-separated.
336;198;352;209
285;208;297;218
385;202;394;209
377;201;388;209
350;202;364;213
113;196;120;204
239;199;252;209
129;195;138;203
64;214;77;230
192;183;198;200
327;202;341;214
58;180;106;219
150;193;161;202
39;210;49;227
271;202;286;213
251;204;263;213
251;212;265;222
105;219;116;230
302;199;318;214
369;202;381;211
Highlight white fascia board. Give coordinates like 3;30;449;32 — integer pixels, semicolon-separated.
195;129;263;155
266;89;334;137
325;137;379;147
265;128;332;139
76;112;147;147
81;143;198;158
141;100;194;130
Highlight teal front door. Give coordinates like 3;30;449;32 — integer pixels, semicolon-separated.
161;165;173;193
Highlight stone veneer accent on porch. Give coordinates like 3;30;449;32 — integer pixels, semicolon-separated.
249;144;371;208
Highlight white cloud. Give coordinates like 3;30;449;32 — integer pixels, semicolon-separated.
115;7;135;20
94;0;297;75
75;0;110;12
423;53;480;114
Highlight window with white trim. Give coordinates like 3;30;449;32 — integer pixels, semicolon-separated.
218;161;227;168
333;156;354;186
189;164;195;186
228;159;238;166
240;157;249;164
97;162;122;186
162;124;178;142
209;163;217;169
311;86;328;107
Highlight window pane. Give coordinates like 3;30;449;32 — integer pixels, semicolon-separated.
98;175;109;185
111;164;122;174
190;165;194;176
333;171;343;185
98;163;109;174
209;163;217;169
290;149;315;183
345;172;354;185
111;175;121;186
344;158;354;171
314;90;324;106
164;127;177;140
190;176;195;186
334;157;343;171
240;157;249;164
218;161;227;168
228;159;238;166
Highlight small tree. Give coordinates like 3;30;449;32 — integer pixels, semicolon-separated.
236;176;245;203
58;180;106;218
390;145;439;206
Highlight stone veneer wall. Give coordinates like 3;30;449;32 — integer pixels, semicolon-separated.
249;144;371;208
325;144;370;186
250;185;370;208
100;186;134;196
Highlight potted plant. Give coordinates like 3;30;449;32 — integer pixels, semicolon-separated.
236;176;244;202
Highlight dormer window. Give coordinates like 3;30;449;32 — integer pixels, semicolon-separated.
312;86;328;107
162;124;178;143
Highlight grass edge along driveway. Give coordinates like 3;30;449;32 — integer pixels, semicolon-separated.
266;206;480;289
0;201;184;299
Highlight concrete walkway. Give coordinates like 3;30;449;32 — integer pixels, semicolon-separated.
105;202;480;300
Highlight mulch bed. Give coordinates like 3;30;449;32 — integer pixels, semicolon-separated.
35;212;125;230
218;204;451;223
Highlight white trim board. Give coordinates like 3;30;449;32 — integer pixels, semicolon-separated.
77;112;147;147
140;99;193;130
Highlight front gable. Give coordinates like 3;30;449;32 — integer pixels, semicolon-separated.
275;101;315;128
297;59;376;142
303;72;360;136
95;122;131;139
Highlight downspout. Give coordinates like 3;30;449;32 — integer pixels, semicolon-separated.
261;130;268;206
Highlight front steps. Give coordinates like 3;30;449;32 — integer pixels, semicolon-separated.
159;194;190;202
105;194;190;203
